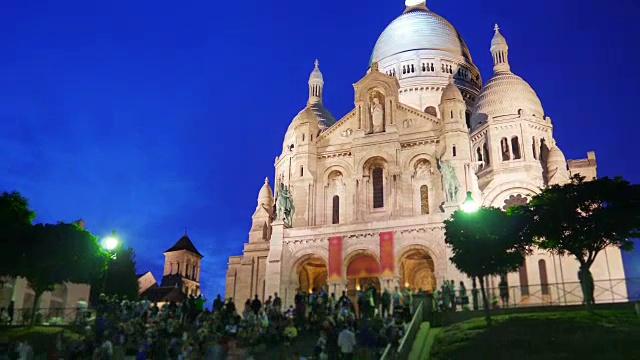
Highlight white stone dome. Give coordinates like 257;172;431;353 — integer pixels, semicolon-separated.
370;7;473;65
547;145;567;168
258;177;274;205
471;72;544;126
441;82;463;102
287;104;336;133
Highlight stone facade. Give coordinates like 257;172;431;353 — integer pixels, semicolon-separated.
226;1;627;308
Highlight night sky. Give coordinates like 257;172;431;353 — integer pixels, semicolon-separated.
2;0;639;299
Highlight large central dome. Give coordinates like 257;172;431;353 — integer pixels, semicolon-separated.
370;7;473;65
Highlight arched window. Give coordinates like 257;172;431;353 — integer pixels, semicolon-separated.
177;262;181;275
501;138;511;161
302;133;305;142
465;111;471;129
422;63;426;72
532;136;538;160
300;166;304;177
476;147;483;166
402;65;406;74
511;137;521;159
538;259;549;295
372;167;384;209
411;64;415;73
424;106;437;117
420;185;429;215
452;145;457;157
483;143;490;166
332;195;340;224
518;260;529;296
262;222;269;240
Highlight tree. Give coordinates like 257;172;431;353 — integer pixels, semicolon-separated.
23;222;108;324
91;246;140;302
523;175;640;307
444;207;531;325
0;191;35;278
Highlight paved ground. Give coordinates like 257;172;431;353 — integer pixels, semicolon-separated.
252;330;319;360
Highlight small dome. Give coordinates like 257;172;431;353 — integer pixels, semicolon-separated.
546;145;567;169
472;72;544;124
441;82;463;102
309;59;323;83
258;177;274;205
370;7;473;64
288;103;337;133
491;24;508;50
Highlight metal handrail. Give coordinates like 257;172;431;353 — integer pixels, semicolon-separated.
380;300;425;360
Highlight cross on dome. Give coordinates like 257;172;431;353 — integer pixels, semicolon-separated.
494;23;500;32
314;59;319;68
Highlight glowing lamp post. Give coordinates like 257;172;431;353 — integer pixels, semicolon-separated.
102;230;119;252
462;191;479;213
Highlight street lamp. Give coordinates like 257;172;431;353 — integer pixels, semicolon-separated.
462;191;479;213
102;230;119;252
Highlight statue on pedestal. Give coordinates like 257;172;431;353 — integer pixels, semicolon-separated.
369;92;385;133
275;183;295;227
437;157;460;203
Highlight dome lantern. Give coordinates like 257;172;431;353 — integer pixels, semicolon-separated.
308;59;324;106
491;24;511;73
404;0;428;13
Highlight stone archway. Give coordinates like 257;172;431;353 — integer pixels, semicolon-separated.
398;247;436;292
345;251;382;307
294;254;328;294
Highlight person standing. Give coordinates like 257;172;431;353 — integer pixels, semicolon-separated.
337;326;356;360
381;289;391;317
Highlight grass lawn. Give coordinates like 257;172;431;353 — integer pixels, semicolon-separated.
0;326;83;355
430;309;640;360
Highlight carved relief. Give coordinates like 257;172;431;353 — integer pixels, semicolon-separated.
403;119;414;129
414;159;432;178
341;128;353;138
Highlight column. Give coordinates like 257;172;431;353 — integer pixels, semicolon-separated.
264;220;286;300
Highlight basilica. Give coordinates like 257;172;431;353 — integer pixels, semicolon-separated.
226;1;627;308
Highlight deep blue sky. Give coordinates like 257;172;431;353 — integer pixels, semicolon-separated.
2;0;639;298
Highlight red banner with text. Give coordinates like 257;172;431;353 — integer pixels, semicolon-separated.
328;236;342;281
380;231;394;277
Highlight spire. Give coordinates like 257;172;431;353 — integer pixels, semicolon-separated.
308;59;324;105
404;1;428;13
490;23;510;73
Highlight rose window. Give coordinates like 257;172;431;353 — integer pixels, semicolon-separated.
502;194;529;211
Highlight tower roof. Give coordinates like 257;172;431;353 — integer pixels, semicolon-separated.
165;233;203;257
441;81;463;102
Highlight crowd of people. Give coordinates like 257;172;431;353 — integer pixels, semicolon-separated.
3;284;427;359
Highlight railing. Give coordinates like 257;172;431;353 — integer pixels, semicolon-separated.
469;278;639;310
2;307;93;326
381;300;425;360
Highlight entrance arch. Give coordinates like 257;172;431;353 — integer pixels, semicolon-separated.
295;255;328;294
399;247;436;292
345;251;381;299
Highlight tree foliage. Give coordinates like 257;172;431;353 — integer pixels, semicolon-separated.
92;246;140;302
23;222;108;324
444;207;531;324
520;174;640;306
524;175;639;266
0;191;35;277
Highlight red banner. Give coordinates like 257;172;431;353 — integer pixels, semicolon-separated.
380;231;394;277
328;236;342;281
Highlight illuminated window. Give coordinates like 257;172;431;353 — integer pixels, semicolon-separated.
420;185;429;215
372;167;384;209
